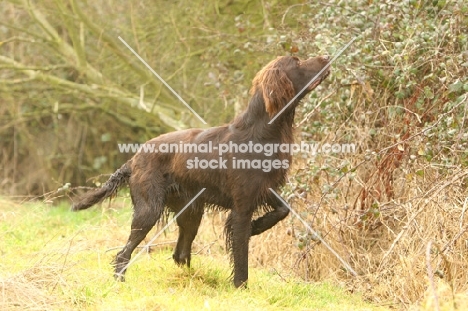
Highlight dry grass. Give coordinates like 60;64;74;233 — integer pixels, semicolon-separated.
1;269;57;310
240;158;468;309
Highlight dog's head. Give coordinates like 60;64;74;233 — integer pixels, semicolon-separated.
251;55;330;117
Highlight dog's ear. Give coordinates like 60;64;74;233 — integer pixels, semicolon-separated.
261;68;295;117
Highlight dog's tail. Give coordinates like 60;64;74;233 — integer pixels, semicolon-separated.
71;162;132;211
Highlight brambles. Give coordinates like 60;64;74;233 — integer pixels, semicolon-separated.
276;0;468;306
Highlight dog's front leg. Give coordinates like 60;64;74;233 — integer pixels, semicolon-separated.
230;207;254;288
251;192;290;236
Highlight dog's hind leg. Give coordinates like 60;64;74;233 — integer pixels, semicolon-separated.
172;203;204;267
113;180;166;281
250;192;290;236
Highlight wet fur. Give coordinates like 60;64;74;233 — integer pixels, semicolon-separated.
72;55;330;287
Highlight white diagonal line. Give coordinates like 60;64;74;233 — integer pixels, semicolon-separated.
268;36;358;124
115;188;206;278
118;36;207;125
268;188;358;277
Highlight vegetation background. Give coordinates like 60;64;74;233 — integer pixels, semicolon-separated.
1;0;467;309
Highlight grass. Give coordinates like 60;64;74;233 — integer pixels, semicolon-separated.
0;197;382;311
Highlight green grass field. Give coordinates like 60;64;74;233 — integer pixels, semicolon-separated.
0;198;384;310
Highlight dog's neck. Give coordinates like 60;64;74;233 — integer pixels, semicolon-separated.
230;91;296;143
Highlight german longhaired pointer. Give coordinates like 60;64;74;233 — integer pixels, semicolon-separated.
72;55;330;287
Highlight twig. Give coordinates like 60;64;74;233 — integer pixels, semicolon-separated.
460;197;468;230
433;243;457;310
51;231;80;292
0;55;184;130
281;3;309;25
378;94;467;154
0;36;38;44
296;90;336;127
426;241;440;311
271;268;288;283
105;240;177;253
441;225;468;254
194;241;216;255
269;188;358;277
21;0;101;82
379;169;468;270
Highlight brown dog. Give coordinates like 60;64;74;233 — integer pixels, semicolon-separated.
72;55;330;287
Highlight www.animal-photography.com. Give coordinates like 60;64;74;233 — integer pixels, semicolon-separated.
1;1;467;310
